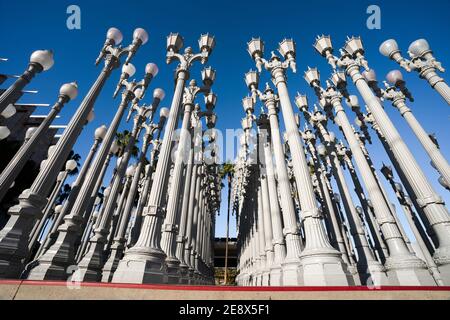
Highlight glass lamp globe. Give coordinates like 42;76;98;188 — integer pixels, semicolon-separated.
379;39;399;57
65;159;78;172
110;140;119;154
166;33;184;53
94;196;101;206
116;156;123;167
159;107;170;119
54;205;63;214
362;69;377;82
317;144;326;156
247;38;264;58
244;70;259;89
1;104;16;119
0;126;11;140
386;70;404;85
347;95;359;108
408;39;430;57
25;127;37;140
126;165;136;177
328;131;336;142
59;82;78;100
106;27;123;45
95;125;107;140
122;63;136;77
133;28;149;44
47;145;57;156
30;50;54;71
153;88;165;100
56;170;65;181
146;63;159;77
103;186;111;197
87;110;95;123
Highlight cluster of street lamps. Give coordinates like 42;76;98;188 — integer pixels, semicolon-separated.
0;28;221;285
233;35;450;287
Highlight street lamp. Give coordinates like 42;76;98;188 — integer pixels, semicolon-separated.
379;38;449;105
0;82;78;203
0;50;54;114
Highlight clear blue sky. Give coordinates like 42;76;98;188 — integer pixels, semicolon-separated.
0;0;449;239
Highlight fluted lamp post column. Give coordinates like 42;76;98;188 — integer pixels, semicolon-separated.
379;38;450;105
0;50;54;114
113;33;215;284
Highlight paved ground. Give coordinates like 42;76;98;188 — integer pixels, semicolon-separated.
1;280;449;300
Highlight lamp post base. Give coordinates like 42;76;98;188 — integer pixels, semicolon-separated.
0;190;46;279
165;256;181;284
300;249;354;286
385;254;437;286
112;247;167;284
281;258;303;286
269;264;283;286
101;241;126;283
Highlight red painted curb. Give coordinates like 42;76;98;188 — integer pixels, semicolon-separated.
1;280;450;292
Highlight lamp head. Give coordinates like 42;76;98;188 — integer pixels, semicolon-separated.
94;125;107;140
242;96;254;114
205;92;217;110
145;63;159;77
30;50;54;71
317;144;326;156
295;93;308;111
159;107;170;120
278;38;296;59
106;27;123;45
65;159;78;172
133;28;149;45
244;70;259;89
313;35;333;56
408;39;431;58
386;69;404;86
362;69;377;83
153;88;165;101
87;109;95;123
247;38;264;59
379;39;399;58
303;67;320;87
0;126;11;140
167;33;184;53
198;33;216;53
59;82;78;100
1;104;16;119
330;71;347;89
202;66;216;86
121;63;136;78
344;36;365;57
110;140;119;154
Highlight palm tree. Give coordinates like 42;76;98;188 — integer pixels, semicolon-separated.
219;161;235;285
115;130;139;158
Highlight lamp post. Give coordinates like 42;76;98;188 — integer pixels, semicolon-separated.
0;82;78;203
113;33;215;284
247;38;352;286
379;38;449;105
0;27;146;278
0;50;54;114
160;71;216;284
317;34;445;285
374;69;450;189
